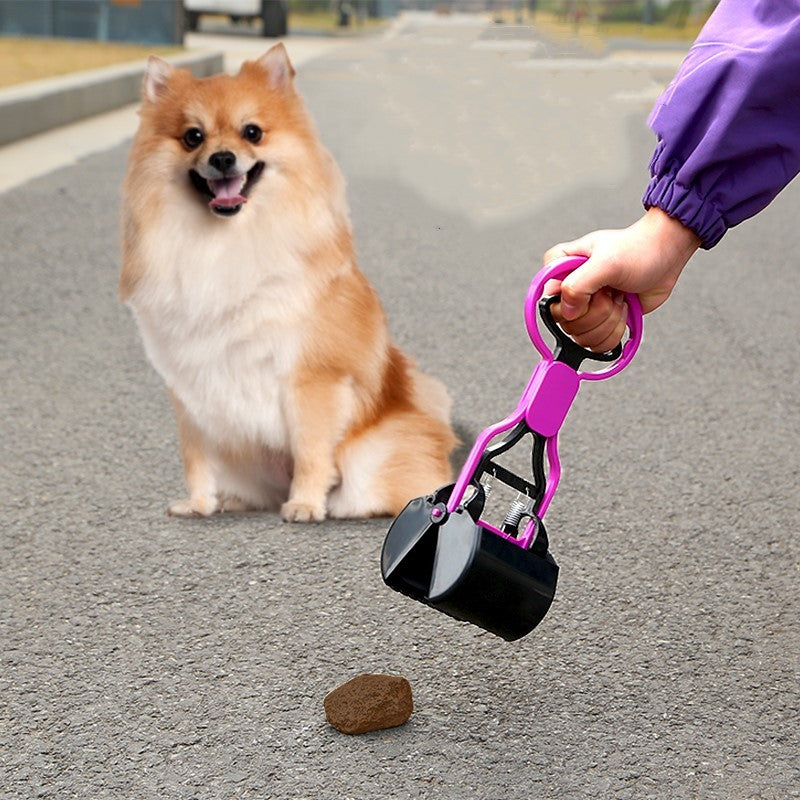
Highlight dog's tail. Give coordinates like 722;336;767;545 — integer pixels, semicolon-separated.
409;366;453;426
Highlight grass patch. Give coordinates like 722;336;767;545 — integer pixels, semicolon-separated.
595;17;708;42
491;9;707;47
0;36;182;89
289;9;388;34
196;9;387;35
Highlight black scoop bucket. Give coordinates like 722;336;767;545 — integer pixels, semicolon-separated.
381;484;558;642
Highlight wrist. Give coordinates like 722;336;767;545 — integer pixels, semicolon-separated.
642;206;702;263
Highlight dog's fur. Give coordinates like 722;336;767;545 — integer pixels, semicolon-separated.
120;45;456;521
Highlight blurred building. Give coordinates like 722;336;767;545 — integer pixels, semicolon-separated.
0;0;184;44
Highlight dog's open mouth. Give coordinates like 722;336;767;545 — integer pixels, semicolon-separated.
189;162;265;217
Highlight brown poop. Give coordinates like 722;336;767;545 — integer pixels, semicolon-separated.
324;673;413;735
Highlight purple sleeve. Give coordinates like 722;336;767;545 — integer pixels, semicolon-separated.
643;0;800;248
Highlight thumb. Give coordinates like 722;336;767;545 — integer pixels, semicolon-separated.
543;235;597;321
559;258;613;321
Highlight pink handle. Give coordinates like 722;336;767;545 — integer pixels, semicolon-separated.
446;257;644;527
524;256;643;380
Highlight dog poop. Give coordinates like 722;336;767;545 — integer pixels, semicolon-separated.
324;673;413;735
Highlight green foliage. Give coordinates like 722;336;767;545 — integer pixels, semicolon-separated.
662;0;692;27
287;0;332;13
538;0;715;27
599;2;647;23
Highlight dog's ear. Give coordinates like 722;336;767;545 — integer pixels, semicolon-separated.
256;43;295;91
143;56;173;103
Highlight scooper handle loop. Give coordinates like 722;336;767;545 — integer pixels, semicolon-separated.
524;256;643;380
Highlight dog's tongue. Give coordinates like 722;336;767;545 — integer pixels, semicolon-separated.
209;175;246;208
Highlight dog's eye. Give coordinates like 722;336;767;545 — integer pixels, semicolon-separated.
242;124;263;144
183;127;204;149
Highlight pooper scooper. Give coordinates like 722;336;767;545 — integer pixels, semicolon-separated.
380;256;644;641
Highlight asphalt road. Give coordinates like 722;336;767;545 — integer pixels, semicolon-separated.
2;13;798;800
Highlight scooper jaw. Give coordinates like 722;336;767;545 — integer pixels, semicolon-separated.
381;483;559;642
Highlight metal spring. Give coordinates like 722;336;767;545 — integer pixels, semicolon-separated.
502;497;530;531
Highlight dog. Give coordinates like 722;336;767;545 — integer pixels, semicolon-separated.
119;45;456;521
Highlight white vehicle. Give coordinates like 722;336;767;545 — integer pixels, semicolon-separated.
183;0;288;37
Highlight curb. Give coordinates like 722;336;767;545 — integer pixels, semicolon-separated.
0;51;224;147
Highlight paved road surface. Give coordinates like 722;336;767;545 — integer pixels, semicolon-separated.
2;13;798;800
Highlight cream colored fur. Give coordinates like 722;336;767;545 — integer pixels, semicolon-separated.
120;45;456;521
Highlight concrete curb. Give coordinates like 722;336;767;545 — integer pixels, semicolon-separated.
0;51;224;147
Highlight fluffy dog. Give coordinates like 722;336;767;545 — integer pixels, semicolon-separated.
120;45;456;521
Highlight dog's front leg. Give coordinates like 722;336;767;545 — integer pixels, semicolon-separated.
281;376;353;523
168;391;220;517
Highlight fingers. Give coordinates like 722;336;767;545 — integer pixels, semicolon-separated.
552;289;628;352
543;278;562;296
567;297;628;353
559;256;620;321
542;227;640;350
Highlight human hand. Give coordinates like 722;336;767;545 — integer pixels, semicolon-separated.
543;207;701;351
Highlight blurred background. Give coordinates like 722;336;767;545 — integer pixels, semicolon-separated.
8;3;799;800
0;0;719;153
0;0;717;49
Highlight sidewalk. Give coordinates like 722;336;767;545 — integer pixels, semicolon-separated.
0;32;355;194
0;50;223;148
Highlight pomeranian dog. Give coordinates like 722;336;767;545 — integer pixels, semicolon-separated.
120;44;456;521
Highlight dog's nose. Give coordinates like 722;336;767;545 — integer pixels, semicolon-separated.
208;150;237;174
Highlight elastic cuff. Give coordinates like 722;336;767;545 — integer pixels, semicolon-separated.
643;172;727;249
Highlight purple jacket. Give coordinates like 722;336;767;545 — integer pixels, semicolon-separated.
643;0;800;248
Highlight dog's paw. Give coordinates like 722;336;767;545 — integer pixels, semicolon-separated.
168;496;219;517
281;499;326;523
